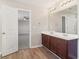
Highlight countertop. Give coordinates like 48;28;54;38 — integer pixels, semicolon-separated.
41;31;79;40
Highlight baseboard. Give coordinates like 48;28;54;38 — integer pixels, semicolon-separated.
31;44;43;48
2;51;18;58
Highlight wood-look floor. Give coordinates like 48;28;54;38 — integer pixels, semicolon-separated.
2;47;59;59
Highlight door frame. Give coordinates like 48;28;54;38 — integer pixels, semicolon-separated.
18;8;32;48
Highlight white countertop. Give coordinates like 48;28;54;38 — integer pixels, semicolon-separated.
41;31;79;40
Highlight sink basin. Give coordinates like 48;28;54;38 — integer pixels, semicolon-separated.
62;33;68;36
50;32;53;34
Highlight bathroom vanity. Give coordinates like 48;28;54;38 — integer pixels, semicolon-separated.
42;31;79;59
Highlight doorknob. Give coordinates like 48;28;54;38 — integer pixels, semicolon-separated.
2;32;6;34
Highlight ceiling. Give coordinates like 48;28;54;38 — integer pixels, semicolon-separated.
5;0;60;8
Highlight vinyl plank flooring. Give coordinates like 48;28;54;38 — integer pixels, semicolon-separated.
2;47;59;59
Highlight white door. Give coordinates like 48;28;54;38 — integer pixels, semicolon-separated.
0;5;2;55
1;5;18;56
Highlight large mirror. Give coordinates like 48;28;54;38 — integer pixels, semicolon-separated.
48;5;78;34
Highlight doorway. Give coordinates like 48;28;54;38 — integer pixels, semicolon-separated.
18;10;31;49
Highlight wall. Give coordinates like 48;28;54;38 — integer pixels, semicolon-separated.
2;0;48;47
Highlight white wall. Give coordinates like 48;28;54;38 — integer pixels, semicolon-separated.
2;0;48;47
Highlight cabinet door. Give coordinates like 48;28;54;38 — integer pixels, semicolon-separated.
68;40;77;59
2;5;18;56
42;34;49;49
50;36;57;54
50;36;67;59
55;38;67;59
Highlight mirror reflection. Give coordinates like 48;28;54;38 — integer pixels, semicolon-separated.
48;5;78;34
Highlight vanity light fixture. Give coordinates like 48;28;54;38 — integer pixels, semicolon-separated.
67;0;71;3
48;7;56;16
50;7;56;12
48;10;53;16
61;0;72;7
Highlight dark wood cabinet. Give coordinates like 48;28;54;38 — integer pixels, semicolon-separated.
42;34;78;59
50;36;57;54
42;34;50;49
50;36;67;59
